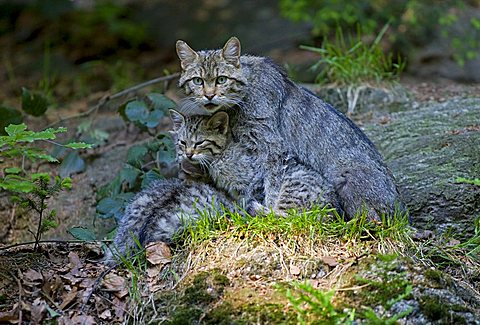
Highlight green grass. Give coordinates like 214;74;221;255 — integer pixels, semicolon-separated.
176;204;412;250
302;25;405;87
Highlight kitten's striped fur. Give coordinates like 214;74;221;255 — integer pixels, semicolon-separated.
170;109;343;216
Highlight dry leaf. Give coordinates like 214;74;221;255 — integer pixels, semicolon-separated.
59;289;78;310
24;269;43;282
102;273;128;298
71;315;95;325
322;256;339;267
289;265;301;276
0;304;18;323
99;309;112;320
146;242;172;266
30;298;47;324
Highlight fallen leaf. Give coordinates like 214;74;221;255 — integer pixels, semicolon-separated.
59;289;78;310
99;309;112;320
146;242;172;266
322;256;339;267
0;304;18;323
24;269;43;282
71;315;95;325
31;298;47;324
102;273;128;298
289;265;301;276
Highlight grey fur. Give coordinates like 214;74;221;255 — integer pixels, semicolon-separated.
176;37;405;220
104;178;236;264
170;110;344;216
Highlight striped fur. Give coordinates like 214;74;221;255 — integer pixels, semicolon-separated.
176;37;406;221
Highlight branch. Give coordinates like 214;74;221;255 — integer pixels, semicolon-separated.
45;73;180;129
0;239;111;252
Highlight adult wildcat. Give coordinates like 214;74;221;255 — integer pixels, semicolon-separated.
175;37;405;220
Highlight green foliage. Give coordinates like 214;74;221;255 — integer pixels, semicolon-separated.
96;92;176;222
68;227;97;241
0;123;91;249
280;0;480;67
177;204;411;248
302;25;405;86
282;282;355;324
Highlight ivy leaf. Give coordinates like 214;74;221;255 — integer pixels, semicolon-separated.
63;142;93;149
59;152;86;177
141;169;164;188
21;87;49;117
126;144;149;166
125;100;149;123
68;227;96;241
147;93;176;111
0;107;22;135
96;197;123;219
143;108;164;128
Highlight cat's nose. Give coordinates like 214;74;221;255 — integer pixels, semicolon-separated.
205;94;215;100
186;152;193;159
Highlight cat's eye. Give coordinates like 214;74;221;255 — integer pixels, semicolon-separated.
216;76;227;84
192;77;203;85
179;140;187;147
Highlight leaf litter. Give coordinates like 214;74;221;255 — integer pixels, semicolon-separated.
0;241;172;324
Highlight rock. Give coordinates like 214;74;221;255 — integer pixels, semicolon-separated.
364;98;480;235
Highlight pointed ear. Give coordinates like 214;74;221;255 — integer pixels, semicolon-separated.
207;111;229;135
176;40;199;69
169;109;185;130
222;37;241;67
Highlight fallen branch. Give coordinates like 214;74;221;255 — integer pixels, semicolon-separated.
0;239;111;252
45;73;180;129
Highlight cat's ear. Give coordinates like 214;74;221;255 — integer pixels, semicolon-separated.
169;109;185;130
207;111;229;135
222;37;241;67
176;40;199;69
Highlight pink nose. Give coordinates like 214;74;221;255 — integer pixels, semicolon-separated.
205;94;215;100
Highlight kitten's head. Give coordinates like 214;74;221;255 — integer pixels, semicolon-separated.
169;109;230;172
176;37;247;113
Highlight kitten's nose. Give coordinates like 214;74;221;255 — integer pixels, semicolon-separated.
186;152;193;159
205;94;215;100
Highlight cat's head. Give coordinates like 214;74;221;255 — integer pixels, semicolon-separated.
169;109;230;171
176;37;247;113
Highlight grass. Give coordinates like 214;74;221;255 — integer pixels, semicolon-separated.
301;24;405;114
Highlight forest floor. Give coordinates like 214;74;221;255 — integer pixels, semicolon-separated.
1;75;479;323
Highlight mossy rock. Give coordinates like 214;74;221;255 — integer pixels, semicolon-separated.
364;98;480;235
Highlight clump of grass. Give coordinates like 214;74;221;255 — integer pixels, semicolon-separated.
302;24;405;114
177;204;411;251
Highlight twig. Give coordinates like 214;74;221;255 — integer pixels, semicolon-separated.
45;73;180;129
80;263;118;314
15;270;23;325
0;239;111;252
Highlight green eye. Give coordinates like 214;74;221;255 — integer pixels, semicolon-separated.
192;77;203;85
216;76;227;84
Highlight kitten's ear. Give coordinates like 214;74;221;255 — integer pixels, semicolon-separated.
169;109;185;130
176;40;199;69
222;37;241;67
207;112;229;135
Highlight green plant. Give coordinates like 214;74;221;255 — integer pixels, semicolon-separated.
0;123;91;249
301;25;405;114
280;0;480;67
282;281;354;324
95;93;176;224
456;177;480;186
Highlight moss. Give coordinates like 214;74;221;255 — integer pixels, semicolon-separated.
424;268;443;286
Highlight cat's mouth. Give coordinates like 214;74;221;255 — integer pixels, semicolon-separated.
204;103;218;110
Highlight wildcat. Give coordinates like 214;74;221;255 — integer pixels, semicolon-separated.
104;178;236;264
169;108;344;216
175;37;405;220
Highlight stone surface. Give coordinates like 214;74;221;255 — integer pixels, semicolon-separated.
364;98;480;235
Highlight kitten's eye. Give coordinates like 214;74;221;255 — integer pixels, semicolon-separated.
194;140;207;148
179;140;187;147
192;77;203;85
216;76;227;84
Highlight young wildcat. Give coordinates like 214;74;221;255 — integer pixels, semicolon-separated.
169;109;343;216
104;178;236;264
175;37;405;220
